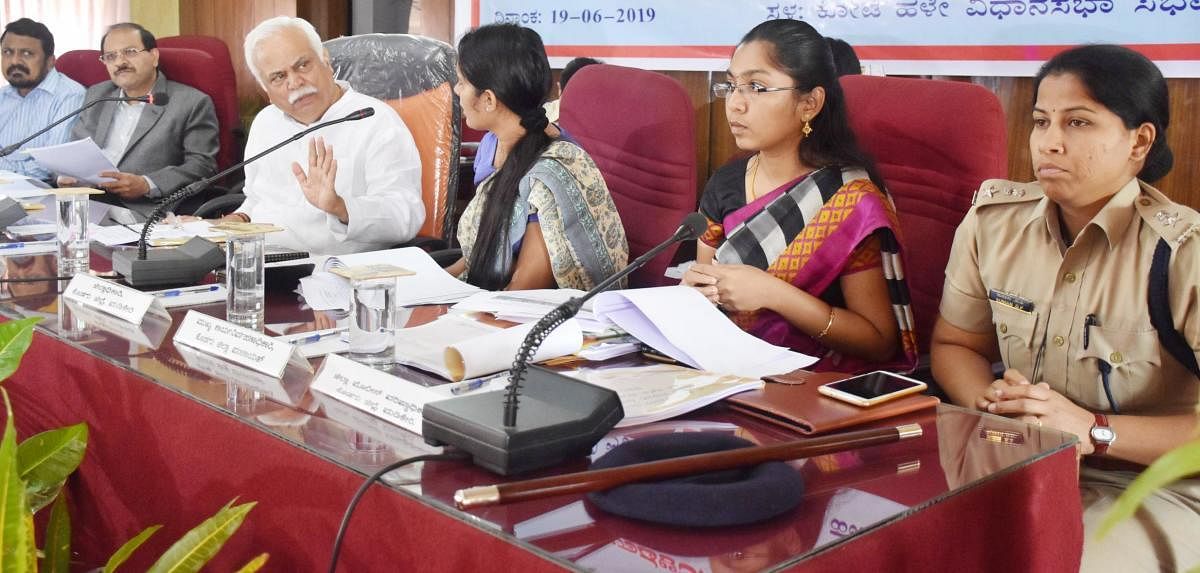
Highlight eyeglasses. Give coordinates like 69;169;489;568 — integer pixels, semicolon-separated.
712;81;802;99
98;47;149;64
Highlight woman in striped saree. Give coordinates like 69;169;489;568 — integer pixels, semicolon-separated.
683;19;917;374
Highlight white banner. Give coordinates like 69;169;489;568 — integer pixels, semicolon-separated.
453;0;1200;77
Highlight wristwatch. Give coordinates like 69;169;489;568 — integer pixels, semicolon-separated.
1089;413;1116;456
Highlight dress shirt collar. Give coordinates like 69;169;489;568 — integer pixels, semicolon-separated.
1;67;67;99
1024;177;1140;251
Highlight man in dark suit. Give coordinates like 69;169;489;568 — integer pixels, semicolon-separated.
69;23;218;215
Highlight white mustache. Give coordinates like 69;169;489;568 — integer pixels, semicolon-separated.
288;86;318;105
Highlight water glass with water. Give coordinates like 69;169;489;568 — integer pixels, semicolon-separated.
348;277;397;366
225;233;265;331
56;193;90;275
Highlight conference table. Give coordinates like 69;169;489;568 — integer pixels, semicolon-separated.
0;248;1084;571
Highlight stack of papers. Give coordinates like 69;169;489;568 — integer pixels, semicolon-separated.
23;138;117;186
0;170;51;199
393;314;583;381
573;363;764;427
298;247;480;311
91;220;226;247
592;286;817;379
451;289;613;333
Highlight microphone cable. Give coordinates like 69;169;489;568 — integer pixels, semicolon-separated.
326;450;470;573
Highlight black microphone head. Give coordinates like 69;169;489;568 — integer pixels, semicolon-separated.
344;107;375;121
679;212;707;241
147;92;169;106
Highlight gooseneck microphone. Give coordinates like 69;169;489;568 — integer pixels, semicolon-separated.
111;107;376;288
423;212;709;475
0;92;169;158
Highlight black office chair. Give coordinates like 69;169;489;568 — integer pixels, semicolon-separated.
191;193;245;219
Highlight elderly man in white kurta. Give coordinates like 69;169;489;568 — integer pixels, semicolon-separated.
229;16;423;255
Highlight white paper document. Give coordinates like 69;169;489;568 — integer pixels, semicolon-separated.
575;363;763;427
24;138;117;185
393;314;584;381
451;289;611;333
0;171;51;199
592;285;817;379
90;220;223;247
298;247;481;310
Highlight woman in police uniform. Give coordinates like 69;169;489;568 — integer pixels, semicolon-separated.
931;45;1200;570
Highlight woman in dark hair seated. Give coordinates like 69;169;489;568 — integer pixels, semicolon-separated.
683;19;917;374
932;44;1200;570
447;24;627;291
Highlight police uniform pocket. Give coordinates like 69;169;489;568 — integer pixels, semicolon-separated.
989;300;1038;374
1077;326;1160;411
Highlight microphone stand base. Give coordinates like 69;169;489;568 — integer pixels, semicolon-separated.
422;366;624;476
0;197;28;229
112;236;225;288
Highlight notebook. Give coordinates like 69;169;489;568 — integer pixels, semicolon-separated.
725;370;940;435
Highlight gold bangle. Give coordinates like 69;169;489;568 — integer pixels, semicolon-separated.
814;307;835;340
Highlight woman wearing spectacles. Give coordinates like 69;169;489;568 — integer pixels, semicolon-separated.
684;19;916;374
447;24;627;291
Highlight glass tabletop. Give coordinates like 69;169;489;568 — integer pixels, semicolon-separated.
0;250;1078;572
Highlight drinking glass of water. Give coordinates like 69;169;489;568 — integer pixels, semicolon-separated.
225;233;265;331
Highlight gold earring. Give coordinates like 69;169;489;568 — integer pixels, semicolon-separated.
802;119;813;138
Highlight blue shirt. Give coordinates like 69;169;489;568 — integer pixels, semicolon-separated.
472;125;577;185
0;68;86;180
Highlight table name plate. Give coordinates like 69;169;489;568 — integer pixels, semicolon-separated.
311;354;447;435
63;273;167;325
176;344;294;404
173;310;310;378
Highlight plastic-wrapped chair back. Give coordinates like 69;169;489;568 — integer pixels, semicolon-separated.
841;75;1007;354
325;34;460;243
55;47;236;171
158;35;241;170
558;64;696;288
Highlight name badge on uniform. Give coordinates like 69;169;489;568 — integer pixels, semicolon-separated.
988;289;1034;313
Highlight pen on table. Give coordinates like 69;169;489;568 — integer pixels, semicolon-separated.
454;423;925;509
289;328;348;346
0;240;56;250
448;373;503;395
154;284;221;297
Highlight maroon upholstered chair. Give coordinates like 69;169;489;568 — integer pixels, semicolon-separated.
158;35;241;169
56;46;238;171
558;64;697;288
840;75;1007;355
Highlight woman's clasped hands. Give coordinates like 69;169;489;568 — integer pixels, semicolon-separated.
683;262;780;312
979;368;1098;454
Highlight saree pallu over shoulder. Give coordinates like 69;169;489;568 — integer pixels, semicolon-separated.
460;140;628;290
716;166;918;373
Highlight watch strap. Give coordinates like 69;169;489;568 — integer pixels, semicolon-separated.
1092;413;1112;455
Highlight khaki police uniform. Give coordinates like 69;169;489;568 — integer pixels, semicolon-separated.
940;177;1200;571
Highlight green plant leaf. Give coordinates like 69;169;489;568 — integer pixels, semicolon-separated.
0;318;40;385
103;525;162;573
1097;438;1200;538
42;492;71;573
146;500;256;573
18;423;88;514
234;553;268;573
0;389;34;572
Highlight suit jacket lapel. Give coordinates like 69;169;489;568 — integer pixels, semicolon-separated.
123;72;168;159
92;85;120;148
